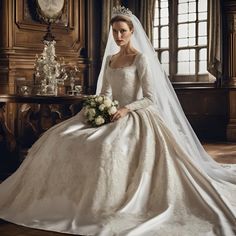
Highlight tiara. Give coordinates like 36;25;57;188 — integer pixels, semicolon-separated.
112;5;132;17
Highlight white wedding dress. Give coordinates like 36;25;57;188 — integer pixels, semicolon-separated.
0;53;235;236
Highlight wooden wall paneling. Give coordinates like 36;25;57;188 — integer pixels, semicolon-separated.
14;0;81;54
0;0;88;137
84;0;102;94
0;0;87;93
176;88;228;140
225;12;236;86
0;0;12;93
223;1;236;141
227;89;236;141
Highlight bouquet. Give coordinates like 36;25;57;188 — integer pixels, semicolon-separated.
83;95;119;127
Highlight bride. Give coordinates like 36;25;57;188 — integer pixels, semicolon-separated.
0;6;235;236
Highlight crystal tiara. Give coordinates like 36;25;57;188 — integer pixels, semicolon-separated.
112;5;132;17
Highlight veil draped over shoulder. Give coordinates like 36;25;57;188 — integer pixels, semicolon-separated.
96;12;236;182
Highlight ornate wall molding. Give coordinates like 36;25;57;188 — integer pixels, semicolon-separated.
0;0;87;94
227;13;236;32
224;3;236;141
224;6;236;86
16;0;70;30
14;0;81;53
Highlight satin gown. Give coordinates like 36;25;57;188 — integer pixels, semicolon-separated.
0;53;235;236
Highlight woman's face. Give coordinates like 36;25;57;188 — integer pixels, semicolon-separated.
112;21;133;47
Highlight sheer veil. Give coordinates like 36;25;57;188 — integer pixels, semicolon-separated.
96;10;236;182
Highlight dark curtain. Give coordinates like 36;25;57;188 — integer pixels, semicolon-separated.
207;0;223;82
100;0;116;56
139;0;156;41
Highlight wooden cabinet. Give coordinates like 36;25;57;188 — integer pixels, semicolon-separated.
0;94;85;180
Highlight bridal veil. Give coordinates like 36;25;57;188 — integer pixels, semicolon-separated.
96;6;236;183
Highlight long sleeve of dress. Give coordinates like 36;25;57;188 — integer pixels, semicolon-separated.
125;54;155;111
100;56;112;98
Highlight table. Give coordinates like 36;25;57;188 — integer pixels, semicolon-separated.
0;94;86;104
0;94;87;178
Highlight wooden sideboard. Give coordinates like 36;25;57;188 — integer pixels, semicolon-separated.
0;94;86;180
0;94;85;104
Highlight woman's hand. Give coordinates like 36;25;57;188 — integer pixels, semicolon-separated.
111;107;130;122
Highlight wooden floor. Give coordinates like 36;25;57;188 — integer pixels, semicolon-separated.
0;220;70;236
203;142;236;164
0;142;235;236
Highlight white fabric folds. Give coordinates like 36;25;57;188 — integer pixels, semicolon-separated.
0;11;235;236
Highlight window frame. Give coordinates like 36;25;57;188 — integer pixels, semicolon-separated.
153;0;210;83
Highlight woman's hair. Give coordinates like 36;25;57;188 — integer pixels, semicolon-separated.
110;15;134;30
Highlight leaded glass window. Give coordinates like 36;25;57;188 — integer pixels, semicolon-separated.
153;0;208;82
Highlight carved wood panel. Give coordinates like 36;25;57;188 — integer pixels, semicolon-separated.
14;0;83;54
0;0;89;142
0;0;86;94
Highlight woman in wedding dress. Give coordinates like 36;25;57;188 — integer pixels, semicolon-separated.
0;6;235;236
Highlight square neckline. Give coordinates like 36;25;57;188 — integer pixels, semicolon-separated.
108;53;141;70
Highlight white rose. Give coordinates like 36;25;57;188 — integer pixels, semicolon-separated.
114;100;119;106
99;104;105;111
95;116;105;126
108;106;117;115
90;101;96;107
88;108;96;117
97;96;104;103
103;98;112;107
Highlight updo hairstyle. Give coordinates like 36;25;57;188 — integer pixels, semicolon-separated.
110;15;134;31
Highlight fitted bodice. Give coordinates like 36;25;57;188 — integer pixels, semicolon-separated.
106;64;143;107
101;53;154;110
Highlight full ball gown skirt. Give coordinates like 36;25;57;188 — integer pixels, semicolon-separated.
0;54;235;235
